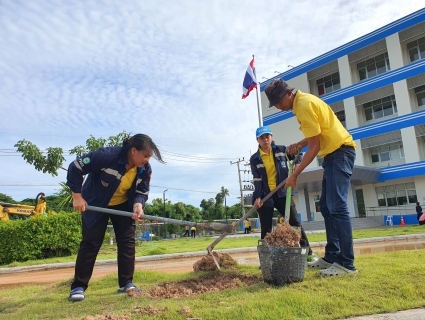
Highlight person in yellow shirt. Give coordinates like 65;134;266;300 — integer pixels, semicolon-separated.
278;215;283;224
67;134;165;301
265;79;357;277
243;218;251;234
183;225;190;237
190;226;196;238
34;193;47;216
250;126;312;255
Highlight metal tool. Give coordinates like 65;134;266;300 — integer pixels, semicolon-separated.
284;149;301;223
70;204;233;233
206;177;288;270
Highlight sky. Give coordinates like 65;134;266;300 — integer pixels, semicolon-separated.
0;0;424;208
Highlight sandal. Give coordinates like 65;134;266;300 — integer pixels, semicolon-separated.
319;263;358;277
307;258;332;269
117;282;142;293
68;287;85;301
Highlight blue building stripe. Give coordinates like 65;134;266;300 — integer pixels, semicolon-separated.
378;161;425;181
260;8;425;91
263;59;425;127
350;110;425;140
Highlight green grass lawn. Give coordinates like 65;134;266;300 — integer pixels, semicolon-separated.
2;225;425;268
1;249;425;320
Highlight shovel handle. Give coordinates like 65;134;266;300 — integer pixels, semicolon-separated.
69;203;232;233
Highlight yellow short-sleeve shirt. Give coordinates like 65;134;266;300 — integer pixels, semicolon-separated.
108;166;137;206
259;147;277;191
292;90;357;157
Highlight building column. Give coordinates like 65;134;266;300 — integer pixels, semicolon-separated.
351;183;359;218
386;33;404;70
401;127;421;163
296;189;307;222
303;188;312;221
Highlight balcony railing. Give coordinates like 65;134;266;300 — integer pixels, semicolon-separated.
365;205;416;217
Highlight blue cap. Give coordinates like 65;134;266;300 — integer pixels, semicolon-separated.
256;126;272;138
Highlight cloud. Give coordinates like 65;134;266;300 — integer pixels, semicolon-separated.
1;0;424;206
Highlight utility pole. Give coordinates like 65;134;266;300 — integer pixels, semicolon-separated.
231;158;246;218
163;189;168;238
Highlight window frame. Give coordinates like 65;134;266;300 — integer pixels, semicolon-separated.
375;183;417;207
357;52;390;81
316;72;340;96
407;35;425;62
363;95;397;121
414;85;425;108
370;142;404;164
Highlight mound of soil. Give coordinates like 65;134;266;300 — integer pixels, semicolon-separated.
148;271;262;299
264;223;301;247
193;252;237;272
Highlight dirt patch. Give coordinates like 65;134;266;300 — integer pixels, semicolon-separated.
193;252;238;272
147;271;262;299
264;223;301;247
81;305;170;320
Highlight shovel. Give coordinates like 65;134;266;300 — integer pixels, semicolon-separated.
206;177;288;270
70;204;233;233
206;149;301;269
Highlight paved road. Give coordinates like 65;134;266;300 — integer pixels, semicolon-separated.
0;250;259;288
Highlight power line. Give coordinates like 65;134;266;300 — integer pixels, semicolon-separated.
0;183;239;196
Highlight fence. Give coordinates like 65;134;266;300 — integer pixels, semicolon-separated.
365;205;416;217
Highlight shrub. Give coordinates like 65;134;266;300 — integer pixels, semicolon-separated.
0;212;82;265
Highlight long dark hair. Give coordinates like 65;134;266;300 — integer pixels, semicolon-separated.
123;134;165;164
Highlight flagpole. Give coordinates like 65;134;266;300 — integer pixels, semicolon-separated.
253;54;263;127
255;88;262;127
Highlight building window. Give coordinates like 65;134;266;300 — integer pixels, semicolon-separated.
357;53;390;81
415;85;425;107
363;95;397;121
370;142;404;163
317;72;340;96
375;183;417;207
407;36;425;62
335;110;346;127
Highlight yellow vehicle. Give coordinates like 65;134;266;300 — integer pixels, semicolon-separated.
0;192;47;221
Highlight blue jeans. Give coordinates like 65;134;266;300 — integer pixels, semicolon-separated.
320;145;356;270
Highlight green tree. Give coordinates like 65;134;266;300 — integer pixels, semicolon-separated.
14;132;131;205
227;202;242;220
0;193;17;204
218;186;230;221
200;198;215;221
15;131;130;176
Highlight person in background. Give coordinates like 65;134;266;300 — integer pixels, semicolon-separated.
183;225;190;237
250;125;313;256
416;202;424;225
191;226;196;238
67;134;164;301
244;218;251;234
265;78;358;276
34;193;47;216
278;214;284;224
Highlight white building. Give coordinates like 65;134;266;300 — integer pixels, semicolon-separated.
259;8;425;224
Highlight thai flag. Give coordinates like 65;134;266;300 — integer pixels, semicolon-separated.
242;58;258;99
